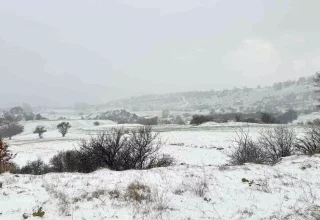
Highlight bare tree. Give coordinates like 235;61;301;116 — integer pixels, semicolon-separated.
57;122;71;137
128;126;164;169
295;125;320;155
33;125;47;139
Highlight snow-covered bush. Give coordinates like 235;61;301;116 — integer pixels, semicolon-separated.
230;126;297;165
258;126;296;164
295;125;320;155
229;128;266;165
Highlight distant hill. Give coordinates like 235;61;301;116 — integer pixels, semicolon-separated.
100;76;317;114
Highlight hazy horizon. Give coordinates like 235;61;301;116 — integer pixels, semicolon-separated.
1;0;320;108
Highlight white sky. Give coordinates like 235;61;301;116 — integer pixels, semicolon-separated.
0;0;319;107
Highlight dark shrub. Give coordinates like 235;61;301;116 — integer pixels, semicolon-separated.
258;126;296;164
229;128;266;165
260;112;277;124
50;150;98;173
19;159;51;175
295;125;320;155
190;115;213;125
93;121;100;126
136;117;158;125
234;114;241;122
276;109;298;124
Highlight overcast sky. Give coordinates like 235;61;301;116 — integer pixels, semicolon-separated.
0;0;319;107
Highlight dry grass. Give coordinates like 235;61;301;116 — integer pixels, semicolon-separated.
125;182;151;203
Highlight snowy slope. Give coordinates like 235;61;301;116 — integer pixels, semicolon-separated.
101;77;316;113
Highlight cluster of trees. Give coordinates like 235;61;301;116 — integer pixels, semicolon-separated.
190;110;298;125
33;122;71;139
0;113;24;140
0;117;71;140
96;109;139;123
272;77;314;91
96;109;159;125
5;106;47;121
159;110;186;125
0;104;50;140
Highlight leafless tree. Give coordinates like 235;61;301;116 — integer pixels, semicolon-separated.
258;126;296;164
229;128;266;165
295;125;320;155
79;126;173;171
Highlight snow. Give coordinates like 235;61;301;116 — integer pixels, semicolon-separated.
294;112;320;124
1;118;320;219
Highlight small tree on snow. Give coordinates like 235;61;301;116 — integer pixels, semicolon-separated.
57;122;71;137
33;125;47;139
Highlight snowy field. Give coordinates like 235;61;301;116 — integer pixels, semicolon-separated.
1;119;320;220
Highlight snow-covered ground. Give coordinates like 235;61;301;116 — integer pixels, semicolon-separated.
1;119;320;220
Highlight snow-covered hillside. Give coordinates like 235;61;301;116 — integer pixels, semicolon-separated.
101;77;316;113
